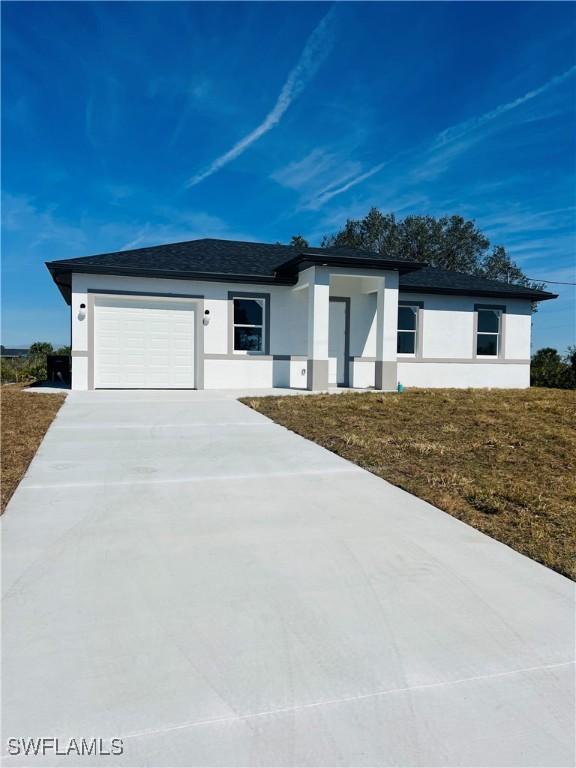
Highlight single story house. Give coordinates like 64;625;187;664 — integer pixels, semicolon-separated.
46;238;556;391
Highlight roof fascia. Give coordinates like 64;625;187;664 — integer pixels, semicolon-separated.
399;285;558;301
276;253;426;275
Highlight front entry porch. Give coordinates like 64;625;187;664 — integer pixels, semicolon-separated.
294;265;400;391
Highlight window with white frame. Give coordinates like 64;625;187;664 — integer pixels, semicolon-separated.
232;296;266;353
397;304;419;355
476;308;502;357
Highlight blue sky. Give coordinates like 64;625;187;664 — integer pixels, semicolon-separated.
2;1;575;350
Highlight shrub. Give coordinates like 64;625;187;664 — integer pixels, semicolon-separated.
0;358;33;384
531;347;576;389
0;341;61;385
1;360;19;384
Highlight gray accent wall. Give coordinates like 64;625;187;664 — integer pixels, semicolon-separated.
307;359;329;391
375;361;398;391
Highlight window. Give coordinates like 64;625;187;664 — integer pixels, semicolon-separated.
476;308;502;357
232;296;266;353
397;304;419;355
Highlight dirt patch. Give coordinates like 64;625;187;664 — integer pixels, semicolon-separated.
1;385;66;512
242;388;576;580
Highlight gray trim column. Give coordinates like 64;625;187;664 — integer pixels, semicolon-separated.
87;293;95;390
306;267;330;391
307;359;329;391
194;298;205;390
375;361;398;390
374;272;399;390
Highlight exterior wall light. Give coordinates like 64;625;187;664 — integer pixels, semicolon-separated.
78;303;86;321
202;309;210;326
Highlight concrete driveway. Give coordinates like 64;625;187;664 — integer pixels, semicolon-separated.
2;390;574;767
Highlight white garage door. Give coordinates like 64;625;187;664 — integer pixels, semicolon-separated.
94;297;196;389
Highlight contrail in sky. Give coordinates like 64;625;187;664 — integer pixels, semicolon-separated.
186;8;336;188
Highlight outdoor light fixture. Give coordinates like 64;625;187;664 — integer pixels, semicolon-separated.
78;303;86;321
203;309;210;326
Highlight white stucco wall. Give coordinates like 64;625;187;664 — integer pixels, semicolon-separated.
397;292;532;361
71;272;311;390
397;362;530;389
69;273;533;390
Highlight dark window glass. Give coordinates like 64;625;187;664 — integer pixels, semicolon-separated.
476;334;498;356
477;309;499;333
234;298;263;325
234;327;263;352
398;306;417;331
397;331;416;354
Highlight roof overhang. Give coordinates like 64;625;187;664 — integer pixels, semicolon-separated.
399;284;558;301
275;253;426;276
46;263;299;305
46;255;556;305
46;254;426;305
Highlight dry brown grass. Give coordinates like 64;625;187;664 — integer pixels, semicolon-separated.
1;385;66;512
242;389;576;580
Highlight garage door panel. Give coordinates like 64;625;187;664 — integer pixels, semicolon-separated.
94;298;196;389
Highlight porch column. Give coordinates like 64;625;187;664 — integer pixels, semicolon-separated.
307;266;330;391
375;271;399;390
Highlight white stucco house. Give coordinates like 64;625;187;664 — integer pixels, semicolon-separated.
46;238;556;391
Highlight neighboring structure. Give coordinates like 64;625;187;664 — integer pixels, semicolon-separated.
0;347;29;359
46;238;556;391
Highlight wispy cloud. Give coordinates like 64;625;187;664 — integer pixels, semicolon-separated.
410;66;576;183
1;191;255;272
304;160;388;209
301;65;576;210
119;208;256;251
2;192;86;249
271;148;356;191
185;8;336;188
432;65;576;150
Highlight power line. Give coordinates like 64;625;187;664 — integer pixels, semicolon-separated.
526;277;576;286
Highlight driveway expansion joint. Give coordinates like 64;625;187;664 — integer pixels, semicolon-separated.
121;660;575;741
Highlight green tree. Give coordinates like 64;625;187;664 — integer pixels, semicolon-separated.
26;341;54;382
530;348;575;389
321;208;540;291
481;245;544;291
290;235;309;249
321;209;399;254
29;342;54;356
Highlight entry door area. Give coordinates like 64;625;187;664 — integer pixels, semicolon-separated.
329;298;349;386
94;296;196;389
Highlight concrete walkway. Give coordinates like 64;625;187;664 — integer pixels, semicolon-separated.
2;390;574;767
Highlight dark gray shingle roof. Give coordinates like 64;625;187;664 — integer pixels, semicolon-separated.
46;237;557;303
399;266;553;300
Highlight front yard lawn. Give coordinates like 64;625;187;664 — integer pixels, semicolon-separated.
243;388;576;580
1;385;66;512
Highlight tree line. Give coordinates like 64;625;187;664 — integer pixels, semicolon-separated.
289;207;544;290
